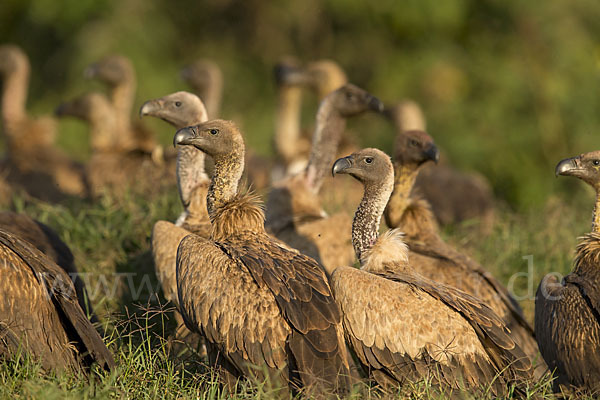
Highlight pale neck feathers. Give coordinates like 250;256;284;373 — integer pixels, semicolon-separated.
593;191;600;233
574;232;600;278
305;100;345;193
210;191;266;241
275;85;303;164
177;145;209;210
361;229;410;273
207;150;245;216
1;61;29;133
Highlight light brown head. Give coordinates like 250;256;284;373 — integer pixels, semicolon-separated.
84;55;134;87
556;151;600;190
173;119;244;161
55;92;113;123
332;148;394;190
324;83;383;117
0;45;28;76
273;57;303;86
140;91;208;129
383;101;426;133
393;129;439;167
306;60;348;99
181;59;222;93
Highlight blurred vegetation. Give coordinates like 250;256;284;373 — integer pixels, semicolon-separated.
2;0;600;209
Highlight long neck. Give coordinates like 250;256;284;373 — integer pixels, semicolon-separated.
274;85;303;165
1;63;29;133
207;148;245;216
593;190;600;233
111;78;135;130
385;163;419;228
305;101;345;193
203;77;222;119
353;181;394;263
177;145;209;210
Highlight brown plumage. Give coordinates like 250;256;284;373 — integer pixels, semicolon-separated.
85;54;159;155
0;44;87;201
384;129;546;377
385;102;495;228
331;148;533;395
0;227;114;372
173;120;352;395
55;92;174;197
535;151;600;394
140;91;210;348
180;59;223;119
266;83;383;272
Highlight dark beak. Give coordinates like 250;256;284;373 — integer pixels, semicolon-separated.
274;62;302;86
83;64;98;79
555;156;579;177
367;95;384;113
139;100;158;118
173;126;197;147
424;144;440;164
332;156;353;177
54;102;68;117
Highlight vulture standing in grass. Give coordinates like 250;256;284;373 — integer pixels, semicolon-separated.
55;92;174;197
140;91;210;347
383;129;545;377
331;148;533;395
0;211;96;322
180;59;223;119
173;120;352;396
84;54;159;156
265;84;382;272
535;151;600;394
0;228;114;372
384;103;495;228
0;44;87;201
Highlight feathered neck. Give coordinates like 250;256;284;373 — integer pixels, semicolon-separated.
202;77;222;120
1;60;29;133
384;163;420;228
353;177;394;264
573;232;600;279
111;77;135;134
88;111;119;153
210;191;265;241
304;100;345;193
177;145;209;212
361;229;410;274
592;190;600;234
275;85;303;165
207;148;245;217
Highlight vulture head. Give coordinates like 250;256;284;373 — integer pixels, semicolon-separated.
140;91;208;129
383;101;427;133
55;92;113;123
306;60;348;99
273;57;304;86
174;119;244;160
556;151;600;189
180;59;222;94
332;148;394;188
0;44;28;76
84;55;134;87
326;84;383;118
392;129;439;167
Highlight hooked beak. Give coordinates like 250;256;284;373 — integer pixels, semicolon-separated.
555;156;581;177
274;64;310;86
173;126;197;148
424;143;440;164
367;95;384;113
332;156;353;177
139;99;160;118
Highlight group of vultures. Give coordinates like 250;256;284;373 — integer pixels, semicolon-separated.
0;43;599;398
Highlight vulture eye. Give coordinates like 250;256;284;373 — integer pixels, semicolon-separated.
345;92;354;100
409;140;419;147
174;101;182;107
594;160;600;166
209;129;219;135
365;157;373;164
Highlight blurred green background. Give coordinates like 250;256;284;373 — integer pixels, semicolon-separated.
2;0;600;210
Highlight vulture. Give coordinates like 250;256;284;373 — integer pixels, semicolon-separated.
180;59;223;119
140;91;210;346
535;151;600;394
0;44;87;201
84;54;159;156
384;102;495;228
0;227;114;372
55;92;174;197
330;148;533;395
0;211;96;322
265;83;383;272
383;129;546;377
173;120;352;395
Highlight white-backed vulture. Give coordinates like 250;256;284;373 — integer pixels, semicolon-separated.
173;120;352;395
265;84;383;272
330;148;533;395
535;151;600;394
140;91;210;346
0;211;96;322
0;44;87;201
84;54;159;156
0;227;114;372
383;129;546;377
384;102;495;229
55;92;174;197
180;59;223;119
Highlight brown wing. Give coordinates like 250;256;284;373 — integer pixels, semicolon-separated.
0;228;114;372
216;233;351;392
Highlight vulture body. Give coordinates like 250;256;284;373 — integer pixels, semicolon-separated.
535;151;600;394
266;84;382;272
55;92;174;197
331;148;533;395
384;129;545;376
0;44;87;201
174;120;352;395
0;228;114;372
385;102;495;228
